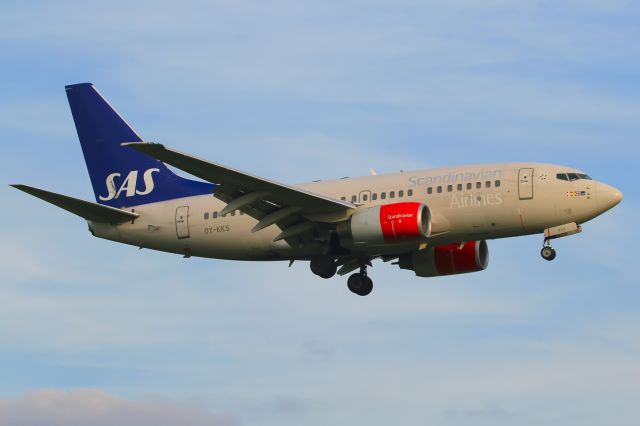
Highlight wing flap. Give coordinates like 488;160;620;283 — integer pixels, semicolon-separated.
11;184;139;224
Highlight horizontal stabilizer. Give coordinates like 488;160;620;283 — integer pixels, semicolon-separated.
10;184;139;223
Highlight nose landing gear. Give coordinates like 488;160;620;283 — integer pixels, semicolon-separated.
540;222;582;261
347;265;373;296
541;238;557;261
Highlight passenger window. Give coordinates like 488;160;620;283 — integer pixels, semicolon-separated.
231;211;236;216
340;196;346;201
556;173;568;181
204;212;209;220
427;187;433;194
381;192;386;200
390;191;395;198
476;182;481;189
437;186;442;193
222;213;227;218
213;211;218;219
457;184;462;191
447;185;452;192
351;195;357;203
467;182;472;190
495;180;501;187
485;181;491;188
398;190;404;197
372;193;378;201
362;194;369;201
407;189;413;196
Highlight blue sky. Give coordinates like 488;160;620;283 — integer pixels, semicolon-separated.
0;1;638;425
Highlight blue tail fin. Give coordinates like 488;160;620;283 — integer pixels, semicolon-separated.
65;83;213;208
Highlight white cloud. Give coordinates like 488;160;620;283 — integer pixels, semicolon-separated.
0;389;235;426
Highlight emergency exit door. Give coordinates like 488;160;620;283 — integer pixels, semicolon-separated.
175;206;190;239
518;168;534;200
359;190;372;203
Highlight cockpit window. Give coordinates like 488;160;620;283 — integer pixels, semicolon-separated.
557;172;591;181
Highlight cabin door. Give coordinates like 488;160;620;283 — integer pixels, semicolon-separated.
518;168;534;200
175;206;190;239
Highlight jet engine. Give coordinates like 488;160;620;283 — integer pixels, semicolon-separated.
398;240;489;277
337;202;431;244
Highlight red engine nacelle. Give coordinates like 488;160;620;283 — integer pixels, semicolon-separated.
338;202;431;244
398;240;489;277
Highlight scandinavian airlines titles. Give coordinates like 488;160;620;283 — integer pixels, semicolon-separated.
408;169;502;187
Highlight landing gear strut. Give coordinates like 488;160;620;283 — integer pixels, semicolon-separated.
540;238;557;261
347;265;373;296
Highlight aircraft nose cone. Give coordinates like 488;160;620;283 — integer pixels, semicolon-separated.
597;183;623;212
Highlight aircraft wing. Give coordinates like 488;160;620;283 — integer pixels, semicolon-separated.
10;184;139;224
124;142;353;213
124;142;356;243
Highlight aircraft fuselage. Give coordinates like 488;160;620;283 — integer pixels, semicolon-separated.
91;162;620;261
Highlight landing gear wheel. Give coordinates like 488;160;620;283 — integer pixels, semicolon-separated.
310;256;337;279
540;246;556;261
347;273;373;296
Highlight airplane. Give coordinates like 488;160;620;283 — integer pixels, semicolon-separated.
11;83;623;296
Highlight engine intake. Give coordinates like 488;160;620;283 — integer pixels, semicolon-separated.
338;202;431;244
399;240;489;277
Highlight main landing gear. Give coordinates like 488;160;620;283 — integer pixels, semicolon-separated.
540;238;557;261
310;256;337;279
347;266;373;296
309;257;374;296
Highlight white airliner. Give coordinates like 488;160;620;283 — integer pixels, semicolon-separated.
12;83;623;296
